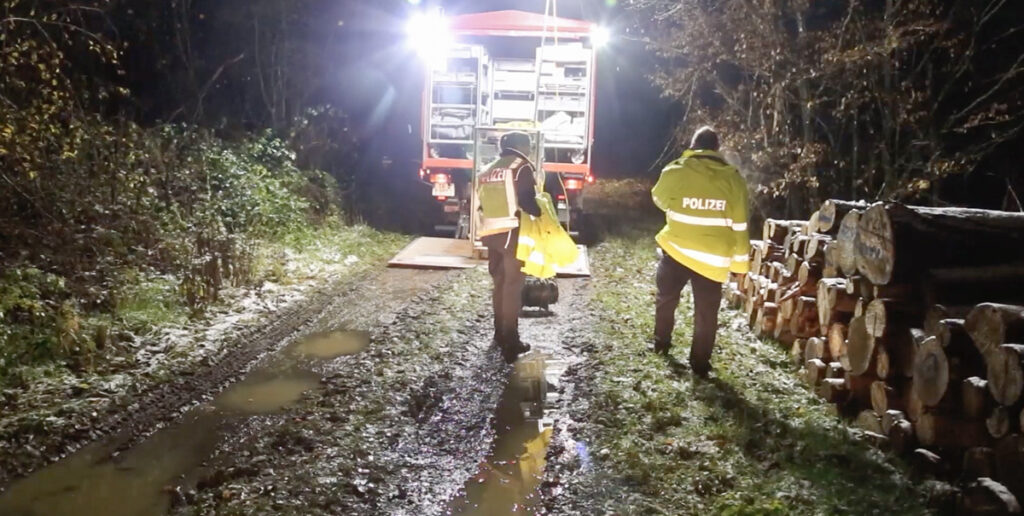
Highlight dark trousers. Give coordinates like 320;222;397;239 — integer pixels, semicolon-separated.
654;252;723;373
483;228;525;347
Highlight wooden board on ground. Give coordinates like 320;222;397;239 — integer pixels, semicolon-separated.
388;237;482;269
387;237;592;277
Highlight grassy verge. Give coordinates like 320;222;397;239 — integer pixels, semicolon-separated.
1;223;405;388
0;224;408;463
555;182;934;514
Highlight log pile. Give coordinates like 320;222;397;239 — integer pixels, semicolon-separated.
725;200;1024;507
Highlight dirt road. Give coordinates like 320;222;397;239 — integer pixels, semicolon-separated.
0;218;939;514
0;263;596;515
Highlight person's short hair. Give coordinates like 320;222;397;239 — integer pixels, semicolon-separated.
690;126;719;151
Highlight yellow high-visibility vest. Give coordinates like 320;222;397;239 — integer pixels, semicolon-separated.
476;154;525;237
517;192;579;279
652;149;751;283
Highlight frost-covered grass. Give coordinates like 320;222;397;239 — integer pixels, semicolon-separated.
173;267;500;515
0;224;408;467
557;185;932;514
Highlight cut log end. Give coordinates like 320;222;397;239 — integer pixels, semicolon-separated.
846;316;875;376
913;337;949;407
986;344;1024;407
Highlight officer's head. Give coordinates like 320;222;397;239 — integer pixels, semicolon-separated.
499;131;532;156
690;126;720;152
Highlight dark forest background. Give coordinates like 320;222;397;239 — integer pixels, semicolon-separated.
629;0;1024;220
1;0;1022;373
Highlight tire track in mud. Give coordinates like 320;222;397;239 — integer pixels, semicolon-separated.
390;276;593;515
167;268;502;514
0;267;451;492
169;273;593;515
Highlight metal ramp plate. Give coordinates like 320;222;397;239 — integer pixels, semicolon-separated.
555;246;591;277
388;237;591;277
387;237;482;269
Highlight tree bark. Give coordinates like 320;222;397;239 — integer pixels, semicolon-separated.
846;372;876;407
963;376;992;420
855;203;1024;286
925;304;973;337
962;447;996;482
915;413;989;448
924;264;1024;308
995;435;1024;504
865;298;922;339
818;199;870;234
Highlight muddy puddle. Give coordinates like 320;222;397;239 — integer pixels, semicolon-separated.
289;329;369;359
0;329;368;516
447;352;564;515
215;369;322;414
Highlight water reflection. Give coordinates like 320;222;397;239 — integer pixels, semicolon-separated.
449;352;557;515
0;328;365;515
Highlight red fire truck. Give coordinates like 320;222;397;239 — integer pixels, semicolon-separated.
408;9;606;239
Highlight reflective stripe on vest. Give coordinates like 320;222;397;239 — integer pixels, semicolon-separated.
667;210;748;231
477;157;521;236
665;241;733;268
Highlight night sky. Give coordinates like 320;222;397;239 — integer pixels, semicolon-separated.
329;0;674;179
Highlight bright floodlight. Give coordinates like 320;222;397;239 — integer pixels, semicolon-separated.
591;26;611;48
406;10;452;64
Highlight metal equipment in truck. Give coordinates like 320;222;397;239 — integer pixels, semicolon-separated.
389;7;603;280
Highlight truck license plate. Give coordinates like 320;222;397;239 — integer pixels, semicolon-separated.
432;183;455;197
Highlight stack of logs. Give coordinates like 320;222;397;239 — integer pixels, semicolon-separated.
726;199;1024;513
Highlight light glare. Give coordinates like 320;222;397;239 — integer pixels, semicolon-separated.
406;11;452;65
591;26;611;48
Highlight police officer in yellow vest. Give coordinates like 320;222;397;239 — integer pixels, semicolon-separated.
651;127;751;377
477;131;542;363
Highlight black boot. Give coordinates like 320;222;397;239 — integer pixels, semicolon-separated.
501;341;531;363
647;338;671;355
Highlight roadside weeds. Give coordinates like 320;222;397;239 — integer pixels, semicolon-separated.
0;225;407;490
543;227;937;515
